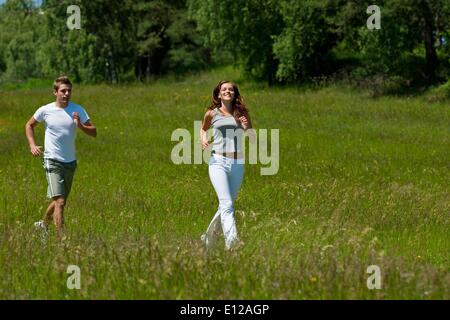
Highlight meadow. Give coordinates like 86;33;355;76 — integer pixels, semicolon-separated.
0;67;448;299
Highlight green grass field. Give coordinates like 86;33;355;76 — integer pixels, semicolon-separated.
0;67;449;299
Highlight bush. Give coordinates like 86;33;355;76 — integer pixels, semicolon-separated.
427;80;450;102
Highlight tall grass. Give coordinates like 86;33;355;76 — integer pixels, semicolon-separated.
0;67;448;299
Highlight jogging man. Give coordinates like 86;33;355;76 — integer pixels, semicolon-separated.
25;76;97;239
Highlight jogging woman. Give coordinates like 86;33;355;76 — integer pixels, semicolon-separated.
200;80;253;250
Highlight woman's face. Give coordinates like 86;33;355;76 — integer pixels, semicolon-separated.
218;82;235;102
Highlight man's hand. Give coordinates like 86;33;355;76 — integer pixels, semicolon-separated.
30;145;43;157
73;114;97;138
72;112;81;127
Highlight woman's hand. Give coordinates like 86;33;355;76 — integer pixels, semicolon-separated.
201;137;210;150
238;116;250;130
239;114;255;143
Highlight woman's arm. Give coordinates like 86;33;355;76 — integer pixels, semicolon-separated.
200;110;213;150
239;113;256;143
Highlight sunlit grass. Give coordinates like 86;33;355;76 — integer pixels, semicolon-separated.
0;66;448;299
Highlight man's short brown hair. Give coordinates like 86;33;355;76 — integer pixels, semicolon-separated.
53;76;72;91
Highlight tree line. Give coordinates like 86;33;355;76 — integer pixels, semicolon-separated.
0;0;210;83
0;0;449;90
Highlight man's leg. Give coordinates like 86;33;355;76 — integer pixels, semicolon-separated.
52;196;66;239
42;201;55;227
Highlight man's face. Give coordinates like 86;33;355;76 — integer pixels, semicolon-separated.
54;84;72;106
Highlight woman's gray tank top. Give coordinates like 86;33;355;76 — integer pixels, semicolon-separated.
211;108;244;153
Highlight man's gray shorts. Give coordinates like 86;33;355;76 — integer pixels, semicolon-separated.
43;158;77;199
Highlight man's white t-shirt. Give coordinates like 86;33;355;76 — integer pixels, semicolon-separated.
33;102;90;163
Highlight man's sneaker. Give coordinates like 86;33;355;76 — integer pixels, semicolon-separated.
34;220;48;242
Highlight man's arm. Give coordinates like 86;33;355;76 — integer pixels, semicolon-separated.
72;112;97;138
25;116;43;156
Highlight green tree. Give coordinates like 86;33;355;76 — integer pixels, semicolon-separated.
343;0;450;82
273;0;337;81
133;0;172;80
0;0;43;81
188;0;283;83
40;0;136;83
37;0;103;82
164;7;211;74
132;0;210;80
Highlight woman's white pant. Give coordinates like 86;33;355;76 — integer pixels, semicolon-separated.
204;154;244;249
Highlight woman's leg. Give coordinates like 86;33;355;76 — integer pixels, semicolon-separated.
229;163;244;203
208;160;237;249
204;209;221;246
224;163;244;246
